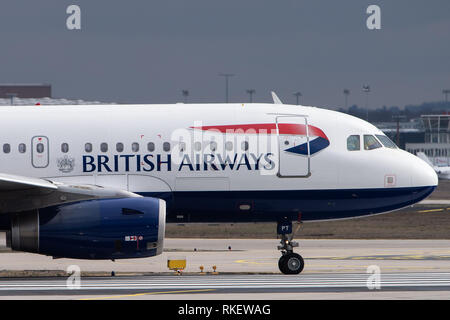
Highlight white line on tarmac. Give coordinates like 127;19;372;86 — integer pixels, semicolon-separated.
2;273;450;291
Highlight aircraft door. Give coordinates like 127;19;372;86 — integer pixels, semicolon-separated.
31;136;49;168
276;115;311;177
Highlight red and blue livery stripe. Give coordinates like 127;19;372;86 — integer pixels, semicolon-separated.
190;123;330;155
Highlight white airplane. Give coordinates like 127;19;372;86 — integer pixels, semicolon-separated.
417;152;450;180
0;97;438;274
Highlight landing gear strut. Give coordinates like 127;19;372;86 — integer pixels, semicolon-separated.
277;218;304;274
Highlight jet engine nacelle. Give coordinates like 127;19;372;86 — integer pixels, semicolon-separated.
6;197;165;260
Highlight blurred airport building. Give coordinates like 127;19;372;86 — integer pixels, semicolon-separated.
376;119;424;150
0;84;107;105
0;83;51;99
405;115;450;166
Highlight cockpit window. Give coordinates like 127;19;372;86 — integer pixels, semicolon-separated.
364;135;382;150
347;135;360;151
376;135;397;149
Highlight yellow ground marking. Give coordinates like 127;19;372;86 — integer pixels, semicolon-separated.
234;259;273;265
418;208;445;213
325;255;431;260
303;265;450;272
236;253;450;264
79;289;216;300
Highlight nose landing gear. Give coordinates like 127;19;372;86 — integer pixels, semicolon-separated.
277;218;304;275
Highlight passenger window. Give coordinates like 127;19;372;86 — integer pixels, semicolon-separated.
18;143;26;153
116;142;124;152
194;142;202;152
36;143;44;154
241;141;249;151
163;142;171;152
132;142;139;152
179;142;186;152
225;141;233;151
61;143;69;153
85;143;92;153
147;142;155;152
100;143;108;152
364;135;382;150
376;135;397;149
347;135;360;151
210;141;217;152
3;144;11;154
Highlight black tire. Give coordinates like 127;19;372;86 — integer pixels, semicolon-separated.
279;253;304;275
278;255;288;274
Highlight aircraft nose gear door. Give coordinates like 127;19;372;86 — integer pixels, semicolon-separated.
31;136;49;168
276;115;311;177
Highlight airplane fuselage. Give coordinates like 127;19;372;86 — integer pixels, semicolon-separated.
0;103;437;223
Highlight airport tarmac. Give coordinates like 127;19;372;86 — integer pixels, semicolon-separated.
2;273;450;300
2;237;450;299
1;197;450;300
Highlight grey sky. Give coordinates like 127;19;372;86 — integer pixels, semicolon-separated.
0;0;449;109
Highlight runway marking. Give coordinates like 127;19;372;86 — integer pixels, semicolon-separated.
2;273;450;294
79;289;216;300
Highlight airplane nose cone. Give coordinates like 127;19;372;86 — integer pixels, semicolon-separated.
411;153;438;187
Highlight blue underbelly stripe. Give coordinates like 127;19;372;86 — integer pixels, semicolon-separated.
138;186;436;222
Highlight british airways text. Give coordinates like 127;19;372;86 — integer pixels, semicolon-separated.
82;153;275;173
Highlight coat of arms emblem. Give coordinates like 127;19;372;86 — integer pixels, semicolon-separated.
57;156;75;173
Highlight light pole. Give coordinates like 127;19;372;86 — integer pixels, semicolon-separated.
219;73;234;103
443;89;450;102
182;90;189;103
293;91;302;105
246;89;255;103
343;89;350;109
392;115;406;147
363;85;370;121
5;93;17;106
